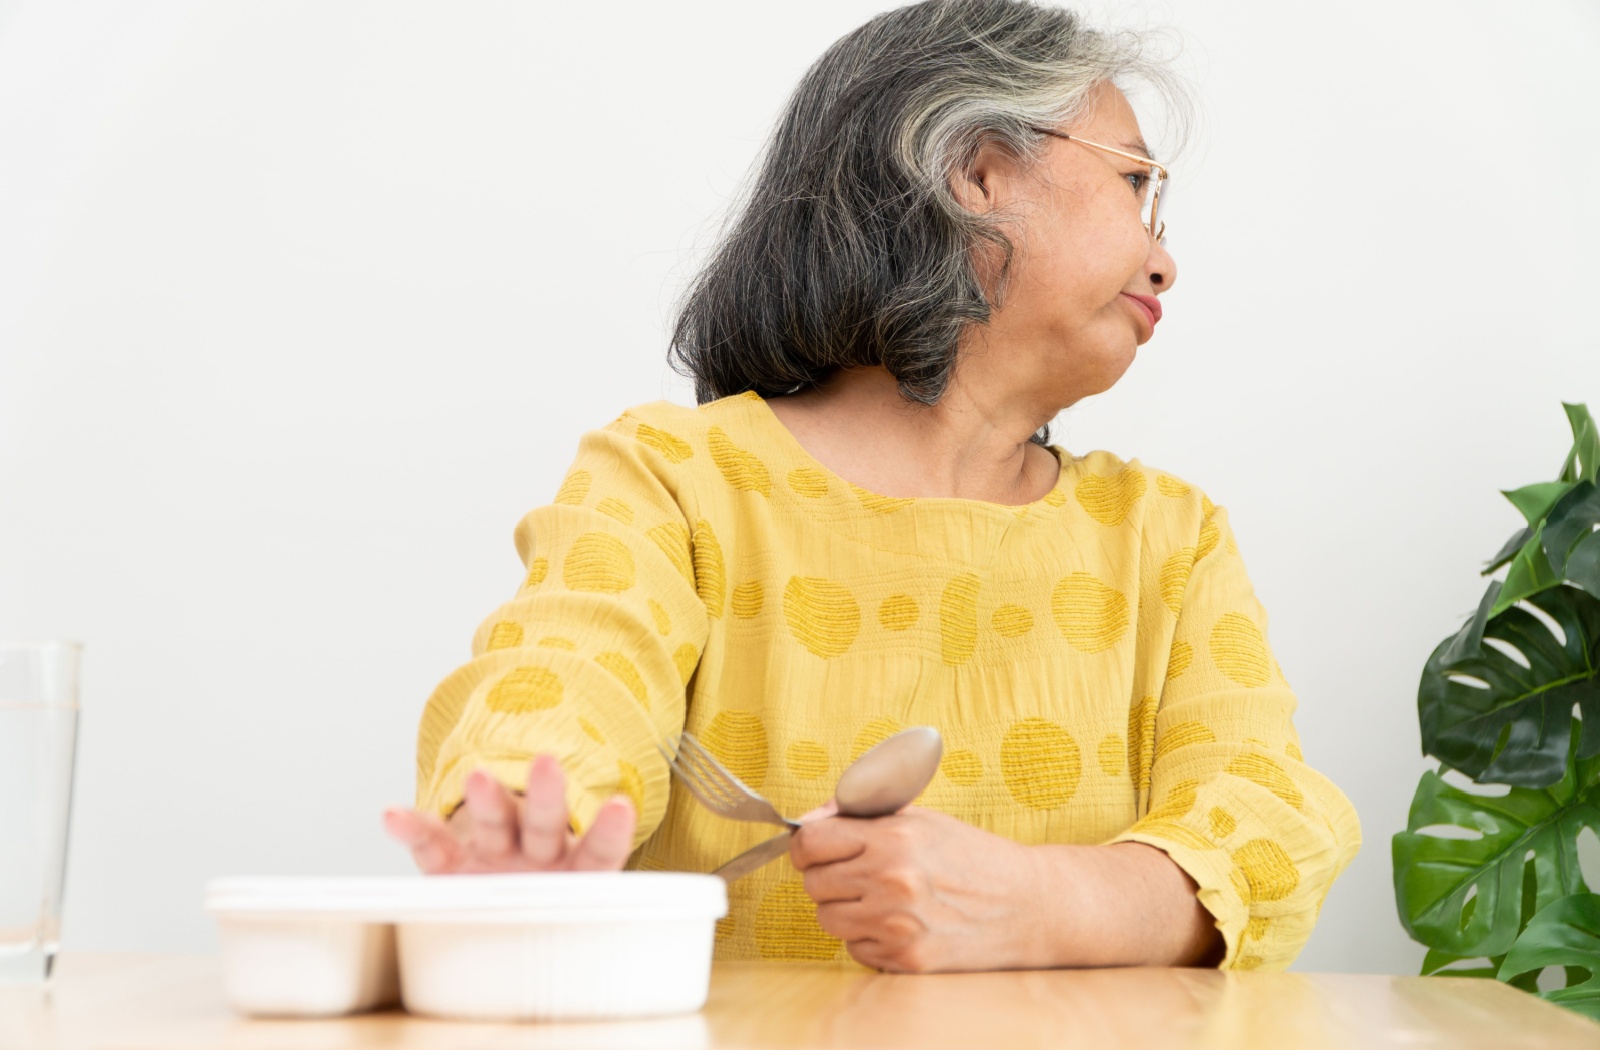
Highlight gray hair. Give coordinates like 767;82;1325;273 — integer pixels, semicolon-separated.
668;0;1185;425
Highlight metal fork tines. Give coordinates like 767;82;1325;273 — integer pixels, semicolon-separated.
656;731;799;831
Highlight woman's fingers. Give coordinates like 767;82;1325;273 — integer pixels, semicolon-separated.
383;807;464;874
790;816;869;870
519;754;571;867
462;769;520;859
814;900;879;944
389;756;635;874
568;796;637;871
844;937;896;973
798;799;840;822
802;858;866;904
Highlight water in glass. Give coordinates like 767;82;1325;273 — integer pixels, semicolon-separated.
0;643;80;984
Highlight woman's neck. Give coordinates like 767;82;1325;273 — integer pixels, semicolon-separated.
763;366;1061;505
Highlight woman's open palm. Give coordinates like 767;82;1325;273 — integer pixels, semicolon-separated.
383;754;637;873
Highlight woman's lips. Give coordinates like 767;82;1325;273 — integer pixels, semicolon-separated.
1121;292;1162;332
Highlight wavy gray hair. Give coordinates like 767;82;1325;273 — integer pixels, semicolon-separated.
668;0;1185;423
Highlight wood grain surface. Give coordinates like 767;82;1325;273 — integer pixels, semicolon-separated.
1;954;1595;1049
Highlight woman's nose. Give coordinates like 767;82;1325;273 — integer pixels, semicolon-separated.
1148;237;1177;294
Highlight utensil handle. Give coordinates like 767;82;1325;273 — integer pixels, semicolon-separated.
711;831;793;883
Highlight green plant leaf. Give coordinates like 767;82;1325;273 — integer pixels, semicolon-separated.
1439;580;1501;666
1419;583;1600;785
1485;526;1535;576
1418;879;1542;989
1541;482;1600;576
1490;524;1563;618
1421;945;1503;980
1567;531;1600;604
1560;402;1599;485
1504;482;1576;526
1498;893;1600;1022
1392;723;1600;958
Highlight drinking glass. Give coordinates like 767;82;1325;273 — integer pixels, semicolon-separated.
0;640;81;984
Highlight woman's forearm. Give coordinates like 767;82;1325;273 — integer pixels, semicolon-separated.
1019;841;1224;969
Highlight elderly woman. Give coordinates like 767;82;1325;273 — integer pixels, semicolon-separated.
384;0;1360;973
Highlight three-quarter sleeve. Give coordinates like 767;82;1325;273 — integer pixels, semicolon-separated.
1108;496;1361;970
415;412;710;847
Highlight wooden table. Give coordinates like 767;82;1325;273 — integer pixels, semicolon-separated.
1;954;1595;1049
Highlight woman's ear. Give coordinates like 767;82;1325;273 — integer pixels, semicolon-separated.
950;140;1019;215
950;166;991;214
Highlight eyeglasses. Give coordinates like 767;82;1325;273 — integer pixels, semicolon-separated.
1027;128;1168;243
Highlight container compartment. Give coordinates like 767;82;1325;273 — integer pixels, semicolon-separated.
398;917;716;1021
215;918;399;1017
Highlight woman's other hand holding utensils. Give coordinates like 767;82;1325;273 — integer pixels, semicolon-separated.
790;805;1046;974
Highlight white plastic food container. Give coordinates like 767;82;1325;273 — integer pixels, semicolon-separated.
204;872;727;1023
205;877;403;1017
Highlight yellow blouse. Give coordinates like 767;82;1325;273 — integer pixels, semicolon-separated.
415;392;1361;970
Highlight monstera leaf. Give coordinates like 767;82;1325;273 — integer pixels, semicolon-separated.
1499;893;1600;1022
1393;722;1600;958
1418;581;1600;788
1417;863;1544;989
1486;482;1600;615
1488;524;1563;620
1543;482;1600;603
1556;402;1600;487
1399;403;1600;1022
1484;401;1600;615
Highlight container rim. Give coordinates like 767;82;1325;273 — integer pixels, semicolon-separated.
205;872;728;922
0;639;85;651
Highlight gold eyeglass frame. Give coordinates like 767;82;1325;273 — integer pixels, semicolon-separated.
1029;128;1167;243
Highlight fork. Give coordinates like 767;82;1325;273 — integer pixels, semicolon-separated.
654;731;800;831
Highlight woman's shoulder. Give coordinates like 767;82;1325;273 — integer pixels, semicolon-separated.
1053;447;1217;529
538;398;767;537
595;393;789;474
608;393;763;439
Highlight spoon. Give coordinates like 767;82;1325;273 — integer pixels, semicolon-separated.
710;726;943;883
834;725;943;818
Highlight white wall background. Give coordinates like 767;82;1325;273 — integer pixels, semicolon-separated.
2;0;1597;974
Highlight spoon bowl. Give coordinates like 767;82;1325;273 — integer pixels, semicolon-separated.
834;726;943;818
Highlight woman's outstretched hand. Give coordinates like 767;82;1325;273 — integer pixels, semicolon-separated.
383;754;637;874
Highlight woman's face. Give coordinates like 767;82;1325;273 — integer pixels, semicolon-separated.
961;82;1177;409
